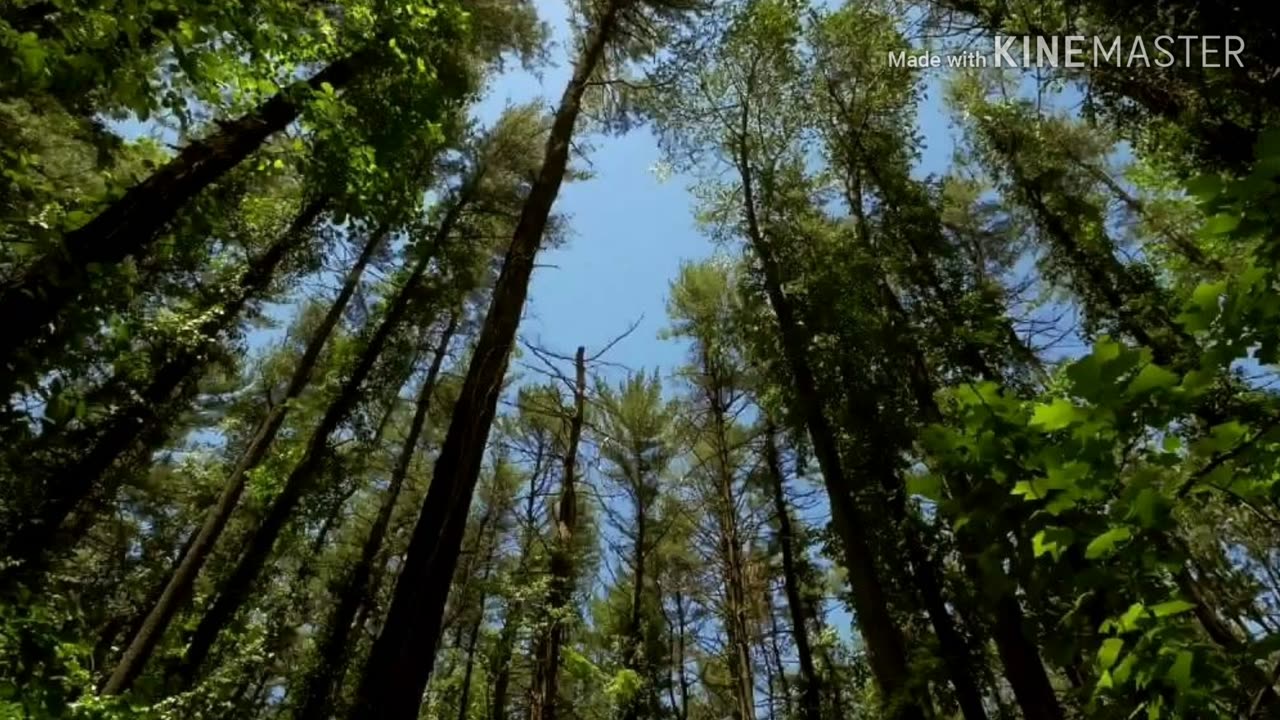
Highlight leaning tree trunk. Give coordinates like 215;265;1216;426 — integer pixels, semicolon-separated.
454;519;502;720
0;50;369;395
171;196;466;688
833;353;991;720
98;219;386;695
293;315;457;720
346;3;622;716
620;454;651;720
864;262;1066;720
2;197;327;582
762;427;822;720
528;346;587;720
702;348;756;720
734;131;926;719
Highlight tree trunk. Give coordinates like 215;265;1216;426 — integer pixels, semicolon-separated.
171;195;466;688
766;606;791;720
346;3;621;716
701;347;755;720
2;197;327;582
92;529;197;677
490;616;517;720
836;153;1067;719
99;218;384;695
453;508;504;720
456;580;491;720
733;128;926;718
293;315;457;720
489;470;546;720
528;347;587;720
762;428;822;720
0;50;368;392
872;274;1065;720
835;355;991;720
1070;155;1218;271
622;457;650;720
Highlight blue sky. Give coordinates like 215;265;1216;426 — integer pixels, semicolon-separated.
493;0;962;644
481;0;958;381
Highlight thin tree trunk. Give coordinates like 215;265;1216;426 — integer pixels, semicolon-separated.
675;591;691;720
835;355;991;720
171;195;466;688
762;427;821;720
733;122;926;718
701;346;755;720
766;606;791;720
490;471;546;720
3;197;327;582
662;583;690;720
347;4;621;716
621;457;650;720
490;618;516;720
293;315;457;720
528;347;587;720
0;52;370;392
872;274;1065;720
92;529;197;676
454;507;504;720
100;219;385;695
837;154;1065;719
456;580;491;720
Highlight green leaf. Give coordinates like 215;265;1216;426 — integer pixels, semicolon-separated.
1085;526;1133;560
1150;600;1195;617
1181;369;1217;396
1113;652;1137;684
1127;363;1179;396
46;393;72;423
1118;603;1146;632
1190;281;1226;311
1185;173;1222;201
1165;650;1193;691
1030;398;1084;431
1098;637;1124;671
1254;127;1280;161
1012;478;1049;498
906;473;943;502
1127;488;1166;528
1033;527;1074;561
1201;420;1248;454
1204;213;1241;235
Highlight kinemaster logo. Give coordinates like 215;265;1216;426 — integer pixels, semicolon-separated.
889;35;1246;69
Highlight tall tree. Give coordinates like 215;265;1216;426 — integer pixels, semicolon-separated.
99;217;391;695
346;0;699;713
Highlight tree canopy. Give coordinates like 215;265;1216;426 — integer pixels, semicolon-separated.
3;0;1280;719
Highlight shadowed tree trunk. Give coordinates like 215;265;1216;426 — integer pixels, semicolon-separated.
99;219;387;695
528;346;587;720
346;3;623;716
171;192;469;688
92;529;197;676
831;145;1066;719
867;263;1065;720
733;118;926;718
762;426;821;720
0;51;370;393
454;520;501;720
2;197;328;582
293;314;457;720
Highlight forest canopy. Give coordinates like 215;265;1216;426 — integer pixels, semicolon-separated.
2;0;1280;719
